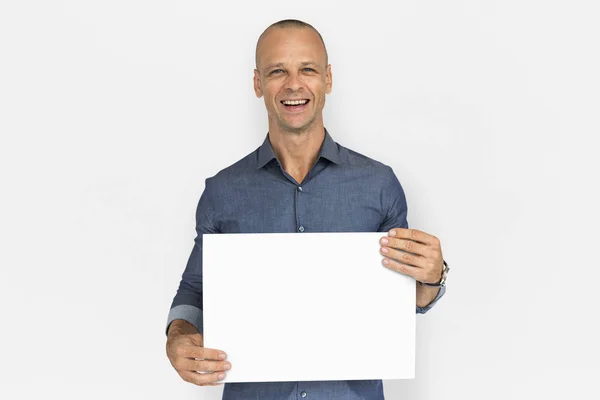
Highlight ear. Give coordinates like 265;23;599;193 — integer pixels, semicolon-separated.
325;64;332;94
253;69;263;98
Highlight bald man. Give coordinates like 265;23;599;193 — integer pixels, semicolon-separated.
166;19;448;400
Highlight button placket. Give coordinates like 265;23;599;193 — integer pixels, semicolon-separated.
295;185;305;232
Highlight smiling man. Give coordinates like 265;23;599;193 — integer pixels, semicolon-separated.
165;19;448;400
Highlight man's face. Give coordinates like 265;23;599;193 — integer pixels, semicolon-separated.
254;27;332;134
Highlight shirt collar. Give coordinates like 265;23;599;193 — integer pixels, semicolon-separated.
256;128;341;169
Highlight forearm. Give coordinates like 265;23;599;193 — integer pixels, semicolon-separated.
416;282;440;308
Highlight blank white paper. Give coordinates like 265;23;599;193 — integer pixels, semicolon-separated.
203;232;415;383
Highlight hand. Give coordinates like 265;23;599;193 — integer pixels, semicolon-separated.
166;322;231;386
379;228;444;285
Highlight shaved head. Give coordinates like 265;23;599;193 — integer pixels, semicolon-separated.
252;19;332;136
255;19;328;69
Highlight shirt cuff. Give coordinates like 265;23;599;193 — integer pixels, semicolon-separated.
165;304;204;336
416;285;446;314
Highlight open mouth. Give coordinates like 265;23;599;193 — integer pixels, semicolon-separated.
280;99;310;111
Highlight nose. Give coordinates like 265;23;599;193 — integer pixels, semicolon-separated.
284;70;304;92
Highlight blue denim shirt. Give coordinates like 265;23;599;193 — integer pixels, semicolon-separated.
167;129;445;399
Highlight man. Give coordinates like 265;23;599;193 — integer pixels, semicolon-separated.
166;19;448;399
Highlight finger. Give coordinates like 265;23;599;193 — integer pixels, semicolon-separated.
382;257;426;281
181;346;227;361
199;347;228;361
380;247;427;268
180;370;227;386
380;236;429;257
388;228;440;246
179;359;231;373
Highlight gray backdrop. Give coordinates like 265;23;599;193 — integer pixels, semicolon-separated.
1;1;598;399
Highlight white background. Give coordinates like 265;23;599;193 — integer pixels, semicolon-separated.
1;1;598;399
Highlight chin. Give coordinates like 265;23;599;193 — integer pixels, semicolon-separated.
289;124;316;134
287;116;316;129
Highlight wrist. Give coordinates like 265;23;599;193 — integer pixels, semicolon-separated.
416;282;440;307
167;319;199;338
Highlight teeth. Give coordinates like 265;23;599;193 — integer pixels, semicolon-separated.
282;99;308;105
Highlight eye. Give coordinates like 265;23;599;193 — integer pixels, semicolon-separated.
270;69;284;75
303;68;315;72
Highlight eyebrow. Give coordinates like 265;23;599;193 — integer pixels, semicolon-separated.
263;61;319;71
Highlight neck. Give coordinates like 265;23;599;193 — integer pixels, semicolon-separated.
268;120;326;185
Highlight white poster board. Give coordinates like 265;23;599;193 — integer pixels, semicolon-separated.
203;232;416;383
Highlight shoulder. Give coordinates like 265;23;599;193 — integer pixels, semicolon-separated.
336;142;407;205
338;142;398;181
203;147;261;190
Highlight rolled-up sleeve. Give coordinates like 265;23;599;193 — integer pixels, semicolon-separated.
378;166;446;314
166;178;219;335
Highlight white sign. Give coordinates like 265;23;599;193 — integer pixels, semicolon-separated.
203;232;415;383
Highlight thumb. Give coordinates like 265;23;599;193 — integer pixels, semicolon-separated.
189;333;204;347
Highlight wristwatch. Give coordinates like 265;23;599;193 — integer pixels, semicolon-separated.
421;260;449;288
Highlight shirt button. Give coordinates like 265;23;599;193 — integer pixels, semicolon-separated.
301;391;307;398
298;226;305;232
297;186;303;192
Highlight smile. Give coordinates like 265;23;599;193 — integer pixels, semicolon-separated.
281;99;309;105
280;99;310;112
